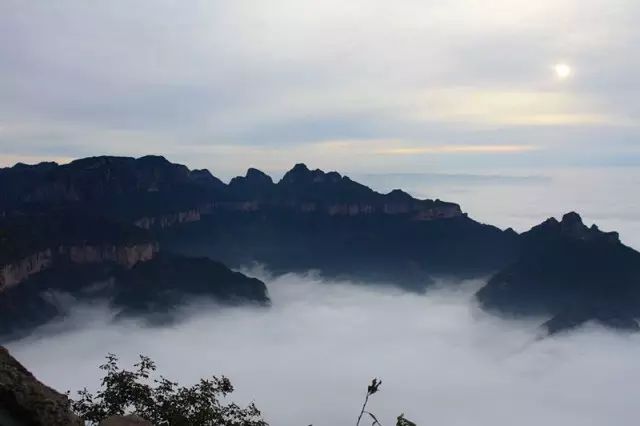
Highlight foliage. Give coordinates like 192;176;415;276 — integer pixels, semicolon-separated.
355;378;417;426
396;413;417;426
70;354;267;426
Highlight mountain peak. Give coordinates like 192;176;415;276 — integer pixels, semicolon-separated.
386;189;412;199
561;211;583;226
290;163;310;173
280;163;312;184
137;155;171;165
527;212;619;244
189;169;225;187
245;168;273;185
560;211;589;239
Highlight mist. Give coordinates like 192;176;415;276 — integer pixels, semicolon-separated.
6;267;640;426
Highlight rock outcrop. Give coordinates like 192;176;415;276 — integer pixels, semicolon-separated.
134;204;214;229
0;242;158;292
0;212;159;291
0;250;54;291
0;346;82;425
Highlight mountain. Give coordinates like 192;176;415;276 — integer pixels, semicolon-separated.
0;253;269;340
2;156;516;288
163;162;518;287
2;155;640;336
476;212;640;334
0;212;156;285
0;155;225;224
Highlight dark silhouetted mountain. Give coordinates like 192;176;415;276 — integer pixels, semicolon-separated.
162;210;516;289
114;253;269;319
542;305;640;335
477;212;640;334
160;162;513;287
0;254;269;341
3;155;640;336
0;212;153;266
0;155;225;222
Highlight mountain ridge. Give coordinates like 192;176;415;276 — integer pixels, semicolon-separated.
2;155;640;337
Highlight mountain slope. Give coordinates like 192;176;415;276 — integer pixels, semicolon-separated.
476;213;640;333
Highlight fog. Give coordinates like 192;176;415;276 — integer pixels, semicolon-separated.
6;268;640;426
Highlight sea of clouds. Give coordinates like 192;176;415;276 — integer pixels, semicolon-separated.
6;267;640;426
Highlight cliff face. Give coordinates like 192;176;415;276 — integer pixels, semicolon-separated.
0;242;158;291
134;210;202;229
0;346;82;426
0;250;54;291
65;242;158;268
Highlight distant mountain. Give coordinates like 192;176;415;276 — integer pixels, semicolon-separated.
476;212;640;334
0;156;461;223
3;156;510;288
0;155;225;223
2;155;640;336
0;253;269;340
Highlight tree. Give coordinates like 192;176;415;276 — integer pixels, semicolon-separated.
70;354;267;426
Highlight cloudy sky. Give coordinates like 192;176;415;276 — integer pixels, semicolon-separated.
1;0;639;176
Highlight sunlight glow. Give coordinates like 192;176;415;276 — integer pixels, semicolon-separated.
554;63;572;80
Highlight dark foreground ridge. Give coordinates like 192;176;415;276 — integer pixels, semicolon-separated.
1;155;640;336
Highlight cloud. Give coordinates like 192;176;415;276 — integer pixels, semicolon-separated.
0;0;639;173
409;88;631;127
6;269;640;426
376;144;538;155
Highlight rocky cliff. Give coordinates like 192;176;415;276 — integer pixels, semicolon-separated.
134;204;214;229
0;238;158;292
0;346;82;425
0;250;53;291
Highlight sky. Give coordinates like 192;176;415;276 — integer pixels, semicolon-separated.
4;6;640;423
7;269;640;426
1;0;640;176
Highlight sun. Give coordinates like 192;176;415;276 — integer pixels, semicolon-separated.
554;63;572;80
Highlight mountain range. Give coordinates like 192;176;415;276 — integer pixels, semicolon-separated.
1;155;639;339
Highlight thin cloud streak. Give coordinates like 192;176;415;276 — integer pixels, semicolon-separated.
376;144;539;155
